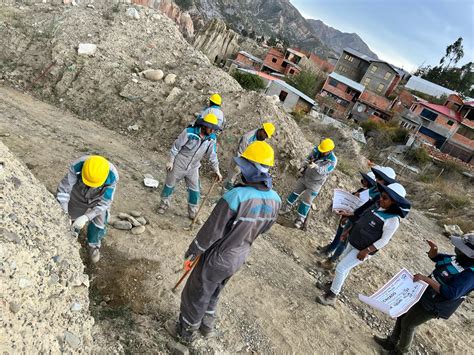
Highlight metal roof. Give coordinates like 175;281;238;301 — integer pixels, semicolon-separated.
238;51;263;63
405;76;457;98
329;72;365;92
272;79;315;105
342;48;400;75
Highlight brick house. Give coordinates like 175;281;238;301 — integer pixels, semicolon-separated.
261;47;304;76
334;48;402;97
410;94;474;163
308;52;335;73
351;90;393;122
233;51;263;71
316;72;365;119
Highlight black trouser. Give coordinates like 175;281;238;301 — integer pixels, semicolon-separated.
389;302;436;353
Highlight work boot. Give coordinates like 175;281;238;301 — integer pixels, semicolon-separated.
314;244;330;256
373;335;396;351
157;201;169;215
165;319;195;345
88;246;100;263
278;204;292;215
315;280;332;292
316;290;337;306
199;313;216;338
317;259;335;270
294;219;304;229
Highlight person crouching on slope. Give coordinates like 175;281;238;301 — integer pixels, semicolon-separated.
165;141;281;344
317;182;411;306
56;155;119;263
279;138;337;229
374;234;474;354
158;113;223;220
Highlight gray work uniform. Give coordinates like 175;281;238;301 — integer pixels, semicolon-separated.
179;184;281;330
285;150;337;222
56;156;119;246
224;128;259;190
161;126;220;216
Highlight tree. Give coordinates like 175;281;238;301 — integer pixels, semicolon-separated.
249;30;256;39
267;36;277;47
414;38;473;98
285;69;326;98
232;71;266;91
241;28;248;37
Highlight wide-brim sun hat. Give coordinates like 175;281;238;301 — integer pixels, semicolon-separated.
377;182;411;218
451;233;474;258
360;171;376;187
372;166;397;185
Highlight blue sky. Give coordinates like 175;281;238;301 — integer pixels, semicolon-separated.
292;0;473;72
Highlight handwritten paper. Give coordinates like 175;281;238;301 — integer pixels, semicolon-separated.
359;269;428;318
332;189;364;214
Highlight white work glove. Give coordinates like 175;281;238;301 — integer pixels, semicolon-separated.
308;162;317;169
71;215;89;236
214;171;223;182
166;159;174;172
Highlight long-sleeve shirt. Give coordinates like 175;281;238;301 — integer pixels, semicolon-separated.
199;105;225;130
302;150;337;191
372;209;400;250
170;126;219;173
236;129;258;156
56;156;119;220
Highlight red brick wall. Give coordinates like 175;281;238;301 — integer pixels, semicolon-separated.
322;78;355;102
262;48;285;73
235;53;254;67
451;133;474;149
386;75;401;97
309;53;335;73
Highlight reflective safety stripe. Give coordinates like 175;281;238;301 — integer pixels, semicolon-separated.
181;315;201;327
194;240;206;252
188;188;200;205
297;202;311;218
205;310;216;315
238;216;277;223
287;192;300;205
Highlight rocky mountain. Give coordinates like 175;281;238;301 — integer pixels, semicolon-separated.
307;19;377;59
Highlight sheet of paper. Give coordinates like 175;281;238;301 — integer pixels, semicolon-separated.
332;189;364;213
358;268;429;318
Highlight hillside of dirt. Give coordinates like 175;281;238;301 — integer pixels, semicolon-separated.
0;141;94;353
1;1;472;354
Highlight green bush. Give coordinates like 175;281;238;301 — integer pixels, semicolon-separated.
175;0;193;10
232;71;266;91
408;147;431;164
285;69;326;98
360;119;409;145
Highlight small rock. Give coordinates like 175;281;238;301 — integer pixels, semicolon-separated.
113;220;133;230
77;43;97;56
145;61;152;66
64;331;81;349
131;78;139;83
127;124;139;131
143;177;159;188
131;225;146;235
52;255;63;263
126;7;140;20
143;69;164;81
70;274;90;288
48;274;60;286
118;213;141;227
70;302;82;312
164;73;177;85
443;224;463;236
9;302;21;314
136;216;147;225
1;228;21;243
130;211;141;217
167;340;189;355
166;87;182;102
19;278;32;289
108;215;120;225
86;4;95;9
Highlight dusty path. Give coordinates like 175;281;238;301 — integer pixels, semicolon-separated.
1;86;471;353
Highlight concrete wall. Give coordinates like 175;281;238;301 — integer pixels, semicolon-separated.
412;104;459;138
334;51;369;82
266;81;300;111
360;62;398;96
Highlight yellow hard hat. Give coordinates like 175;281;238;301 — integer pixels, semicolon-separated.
241;141;275;167
317;138;335;153
82;155;110;188
262;122;275;138
203;113;219;125
209;93;222;106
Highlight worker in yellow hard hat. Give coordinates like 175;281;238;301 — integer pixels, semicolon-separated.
158;113;222;219
196;93;225;131
223;122;276;192
165;141;281;343
280;138;337;229
56;155;119;263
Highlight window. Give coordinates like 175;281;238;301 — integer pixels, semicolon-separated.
447;120;454;126
344;54;354;62
457;126;474;140
384;72;391;80
278;91;288;102
328;78;338;87
282;61;288;68
420;108;438;121
370;65;378;73
376;83;385;93
271;57;277;63
363;77;371;86
289;69;295;74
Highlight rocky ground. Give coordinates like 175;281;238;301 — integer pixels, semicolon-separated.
1;1;472;354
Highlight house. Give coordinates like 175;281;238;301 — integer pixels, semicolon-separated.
410;94;473;163
235;68;315;113
233;51;263;70
334;48;401;97
316;72;365;119
261;47;304;76
307;52;335;73
405;76;457;98
351;90;393;122
266;79;315;113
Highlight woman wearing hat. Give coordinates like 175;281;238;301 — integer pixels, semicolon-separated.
316;171;376;268
374;234;474;354
317;182;411;306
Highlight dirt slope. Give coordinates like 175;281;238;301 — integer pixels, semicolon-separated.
1;86;471;354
